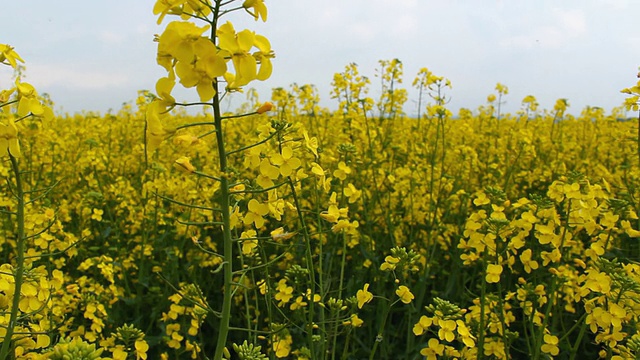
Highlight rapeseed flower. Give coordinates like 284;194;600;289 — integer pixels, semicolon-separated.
456;320;475;347
413;316;433;336
0;118;20;158
485;264;503;283
253;34;274;81
270;146;301;177
274;279;293;307
174;156;196;173
396;285;414;304
243;0;268;22
0;44;23;68
240;229;258;255
356;283;373;309
420;338;444;360
218;22;257;88
333;161;351;180
272;333;292;358
541;334;559;356
145;100;177;154
303;131;319;158
380;255;400;271
343;183;361;203
519;249;539;274
243;199;270;228
345;314;364;327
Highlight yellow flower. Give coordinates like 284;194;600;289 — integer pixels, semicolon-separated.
473;192;490;206
153;0;182;24
218;22;257;88
174;156;196;173
155;70;176;108
396;285;414;304
272;334;292;358
270;227;296;241
303;160;321;176
243;0;268;21
519;249;539;274
257;159;280;188
290;296;307;311
156;21;225;101
240;229;258;255
456;320;476;347
274;279;293;307
413;315;433;336
540;334;559;356
270;146;301;177
356;283;373;309
0;118;21;158
420;338;444;360
253;34;274;81
522;94;538;111
333;161;351;180
320;204;345;223
380;255;400;271
173;133;200;147
0;44;24;68
16;80;46;117
243;199;270;228
135;340;149;360
343;183;362;203
303;131;319;158
145;100;177;155
0;88;15;103
344;314;364;327
91;209;104;221
621;220;640;237
582;270;611;295
496;82;509;95
175;36;226;101
437;319;457;342
485;264;503;283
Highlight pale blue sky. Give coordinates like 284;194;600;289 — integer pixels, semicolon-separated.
0;1;638;116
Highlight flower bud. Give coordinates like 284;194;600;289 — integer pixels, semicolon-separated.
174;156;196;174
256;101;274;114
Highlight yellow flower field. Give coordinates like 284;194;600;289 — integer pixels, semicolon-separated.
1;1;640;359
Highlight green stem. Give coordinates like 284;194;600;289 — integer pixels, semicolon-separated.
567;313;588;360
331;231;348;359
477;260;487;360
210;6;233;358
369;300;396;360
0;154;26;360
212;93;233;360
636;108;639;167
286;177;322;357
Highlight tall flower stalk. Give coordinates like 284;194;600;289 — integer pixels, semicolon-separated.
0;44;54;360
147;1;275;358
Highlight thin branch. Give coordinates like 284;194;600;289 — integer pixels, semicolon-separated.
226;130;279;156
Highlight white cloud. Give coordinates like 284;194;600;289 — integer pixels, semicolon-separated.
25;63;129;90
391;14;418;36
99;31;124;45
600;0;630;10
557;8;586;36
349;22;377;42
0;67;14;88
500;8;587;49
135;24;153;35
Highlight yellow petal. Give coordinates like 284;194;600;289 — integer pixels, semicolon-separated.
196;82;215;102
